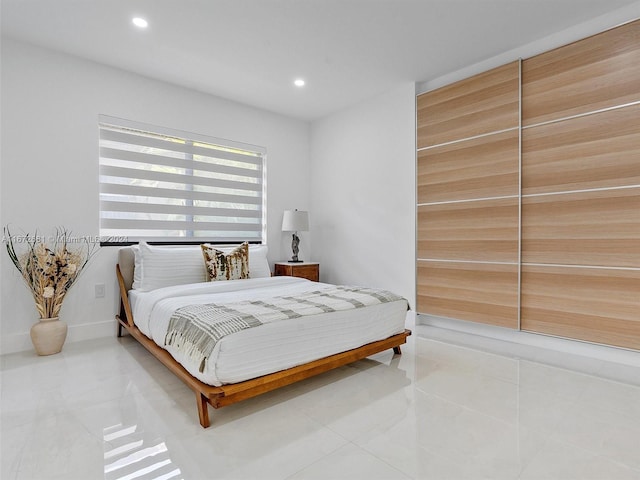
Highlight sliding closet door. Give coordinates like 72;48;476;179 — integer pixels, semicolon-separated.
416;61;520;329
521;20;640;349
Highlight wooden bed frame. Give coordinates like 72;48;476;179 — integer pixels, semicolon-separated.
115;248;411;428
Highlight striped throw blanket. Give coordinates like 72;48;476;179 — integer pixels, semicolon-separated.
164;286;403;372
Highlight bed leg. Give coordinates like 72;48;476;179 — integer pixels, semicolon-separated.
393;346;402;355
197;393;211;428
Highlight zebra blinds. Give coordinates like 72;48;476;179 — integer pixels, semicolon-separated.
99;115;266;244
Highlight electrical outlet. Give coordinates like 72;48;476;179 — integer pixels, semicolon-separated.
95;283;105;298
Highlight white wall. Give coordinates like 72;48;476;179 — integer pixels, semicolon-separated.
309;83;416;307
0;39;311;354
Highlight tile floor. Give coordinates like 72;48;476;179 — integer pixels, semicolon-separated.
2;319;640;480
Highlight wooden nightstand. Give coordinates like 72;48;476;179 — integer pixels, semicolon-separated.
274;262;319;282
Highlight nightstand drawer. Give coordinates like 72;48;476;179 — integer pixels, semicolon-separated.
274;262;319;282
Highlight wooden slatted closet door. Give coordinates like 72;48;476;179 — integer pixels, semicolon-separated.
520;19;640;349
416;61;520;329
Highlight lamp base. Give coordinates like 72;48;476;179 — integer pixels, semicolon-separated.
288;260;304;263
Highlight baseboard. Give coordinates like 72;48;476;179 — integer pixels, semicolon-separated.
0;319;115;355
417;314;640;368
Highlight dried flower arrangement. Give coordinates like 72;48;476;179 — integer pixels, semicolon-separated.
4;227;99;319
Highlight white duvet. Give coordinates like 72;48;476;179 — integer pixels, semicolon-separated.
129;276;408;386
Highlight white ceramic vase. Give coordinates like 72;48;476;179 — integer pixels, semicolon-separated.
30;317;68;356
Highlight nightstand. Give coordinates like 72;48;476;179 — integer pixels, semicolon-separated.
274;262;319;282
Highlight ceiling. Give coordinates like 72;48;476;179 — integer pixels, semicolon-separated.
2;0;638;121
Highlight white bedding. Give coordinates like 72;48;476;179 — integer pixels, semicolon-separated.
129;276;408;386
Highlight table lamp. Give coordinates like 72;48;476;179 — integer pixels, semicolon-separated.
281;209;309;262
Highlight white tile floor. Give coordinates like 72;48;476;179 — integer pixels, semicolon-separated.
2;320;640;480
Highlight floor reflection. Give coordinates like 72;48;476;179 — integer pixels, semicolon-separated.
104;423;182;480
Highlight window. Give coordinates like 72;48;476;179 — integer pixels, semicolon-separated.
99;116;266;244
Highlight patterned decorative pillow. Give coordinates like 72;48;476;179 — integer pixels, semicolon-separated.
201;242;249;281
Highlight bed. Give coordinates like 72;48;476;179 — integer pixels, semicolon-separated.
115;243;411;428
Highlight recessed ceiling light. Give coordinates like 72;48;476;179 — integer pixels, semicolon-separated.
294;79;305;87
132;17;148;28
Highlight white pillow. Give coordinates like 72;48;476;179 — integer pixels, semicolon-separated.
132;243;271;290
248;245;271;278
132;242;207;291
131;244;142;288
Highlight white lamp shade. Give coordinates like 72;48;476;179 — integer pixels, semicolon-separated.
282;210;309;232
